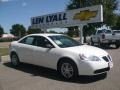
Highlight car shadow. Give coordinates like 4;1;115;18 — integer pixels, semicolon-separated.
3;62;107;84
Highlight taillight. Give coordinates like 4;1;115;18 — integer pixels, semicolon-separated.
102;34;105;39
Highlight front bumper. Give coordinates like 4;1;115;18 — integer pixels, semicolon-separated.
101;39;120;44
94;67;110;74
78;60;113;75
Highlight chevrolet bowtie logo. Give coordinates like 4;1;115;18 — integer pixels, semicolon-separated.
73;10;98;21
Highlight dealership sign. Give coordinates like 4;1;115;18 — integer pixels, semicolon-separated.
31;5;103;29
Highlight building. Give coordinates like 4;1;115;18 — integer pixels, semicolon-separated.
1;34;16;39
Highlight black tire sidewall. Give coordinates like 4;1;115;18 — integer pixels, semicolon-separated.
115;44;120;49
91;38;94;46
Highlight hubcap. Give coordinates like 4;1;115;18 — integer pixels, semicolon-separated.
11;55;18;65
61;63;74;79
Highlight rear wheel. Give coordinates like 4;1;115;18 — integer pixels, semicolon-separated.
11;53;20;66
115;41;120;49
98;39;102;47
115;44;120;49
58;59;78;80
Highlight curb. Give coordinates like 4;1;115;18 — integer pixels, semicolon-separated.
0;55;10;63
0;56;1;62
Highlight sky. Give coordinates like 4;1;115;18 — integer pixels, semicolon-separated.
0;0;69;33
0;0;120;33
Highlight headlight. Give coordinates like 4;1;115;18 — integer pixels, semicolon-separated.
88;56;101;61
79;54;101;61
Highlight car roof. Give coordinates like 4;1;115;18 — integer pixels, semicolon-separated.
27;33;62;37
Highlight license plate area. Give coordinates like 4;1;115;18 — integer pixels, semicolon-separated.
108;62;113;68
111;40;115;42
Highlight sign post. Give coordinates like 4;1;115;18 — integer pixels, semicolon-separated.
30;5;103;44
79;24;86;44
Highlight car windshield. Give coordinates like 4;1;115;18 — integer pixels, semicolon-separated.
97;30;103;34
97;29;112;34
102;29;112;34
104;30;112;34
49;35;82;48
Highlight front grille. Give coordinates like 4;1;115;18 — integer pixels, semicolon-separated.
102;56;109;62
94;67;110;74
108;55;112;61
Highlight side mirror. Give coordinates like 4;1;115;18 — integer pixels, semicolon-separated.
45;44;54;48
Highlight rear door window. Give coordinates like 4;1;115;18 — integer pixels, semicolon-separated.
19;36;35;45
25;37;34;45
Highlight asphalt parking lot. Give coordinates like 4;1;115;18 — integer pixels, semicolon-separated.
0;46;120;90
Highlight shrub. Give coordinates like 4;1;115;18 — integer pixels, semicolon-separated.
0;38;18;42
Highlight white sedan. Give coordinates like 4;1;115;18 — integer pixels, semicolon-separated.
9;34;113;79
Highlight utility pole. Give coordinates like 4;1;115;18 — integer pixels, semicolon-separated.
18;30;21;38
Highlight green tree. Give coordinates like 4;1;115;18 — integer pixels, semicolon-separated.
48;30;58;33
67;0;118;42
10;24;26;38
67;27;75;37
74;28;79;37
0;25;4;37
67;26;79;37
27;27;43;34
111;15;120;30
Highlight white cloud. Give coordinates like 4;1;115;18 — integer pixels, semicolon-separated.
22;2;27;7
0;0;18;3
0;0;12;2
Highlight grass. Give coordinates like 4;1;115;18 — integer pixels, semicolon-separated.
0;48;9;56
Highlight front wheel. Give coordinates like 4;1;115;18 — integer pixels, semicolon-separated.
98;42;102;47
58;60;78;80
90;38;94;46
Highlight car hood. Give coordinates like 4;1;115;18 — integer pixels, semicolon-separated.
64;45;108;57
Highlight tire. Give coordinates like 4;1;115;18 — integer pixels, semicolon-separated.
58;59;78;80
91;38;94;46
98;42;101;47
98;39;102;47
11;53;20;66
115;44;120;49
